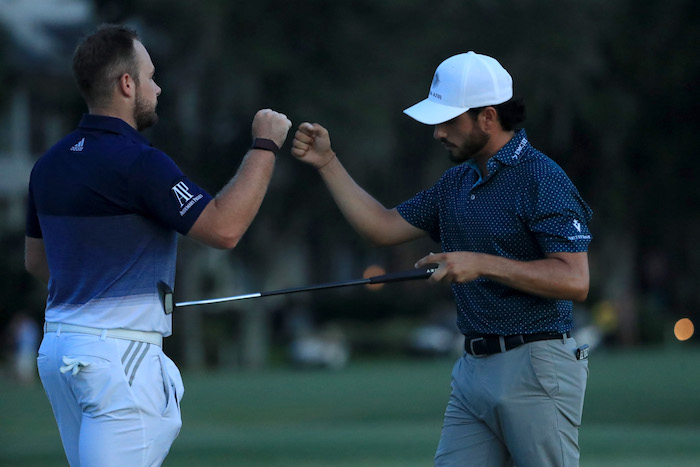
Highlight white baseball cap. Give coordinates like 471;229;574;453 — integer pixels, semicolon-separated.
403;52;513;125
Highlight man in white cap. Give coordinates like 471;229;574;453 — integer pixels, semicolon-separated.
292;52;593;466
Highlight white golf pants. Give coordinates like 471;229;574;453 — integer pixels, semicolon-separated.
38;328;183;466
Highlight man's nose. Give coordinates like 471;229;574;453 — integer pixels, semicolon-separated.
433;124;446;140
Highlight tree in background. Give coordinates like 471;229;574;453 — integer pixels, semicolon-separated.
3;0;699;366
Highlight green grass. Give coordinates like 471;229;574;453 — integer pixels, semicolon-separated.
1;347;699;466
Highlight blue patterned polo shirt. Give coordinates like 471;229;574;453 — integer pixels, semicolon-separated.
397;129;592;339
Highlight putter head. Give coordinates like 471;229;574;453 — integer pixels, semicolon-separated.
158;281;174;314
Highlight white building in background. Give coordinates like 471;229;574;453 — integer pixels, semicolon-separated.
0;0;92;231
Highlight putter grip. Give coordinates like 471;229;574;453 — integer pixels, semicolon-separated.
369;267;436;284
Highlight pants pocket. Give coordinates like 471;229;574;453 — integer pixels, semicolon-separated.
158;353;184;414
528;342;559;397
62;354;116;415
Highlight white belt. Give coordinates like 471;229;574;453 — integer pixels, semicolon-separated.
44;322;162;347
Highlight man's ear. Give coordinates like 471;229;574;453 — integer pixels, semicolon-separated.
479;106;500;132
117;73;136;98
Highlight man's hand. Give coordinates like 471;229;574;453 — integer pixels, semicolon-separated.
291;122;336;169
252;109;292;149
416;250;590;301
415;252;483;283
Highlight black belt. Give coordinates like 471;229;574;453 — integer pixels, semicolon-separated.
465;331;571;356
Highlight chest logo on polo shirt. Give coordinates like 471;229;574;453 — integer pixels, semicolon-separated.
172;181;204;216
572;219;582;232
70;138;85;152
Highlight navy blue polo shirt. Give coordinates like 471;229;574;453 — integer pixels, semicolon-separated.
26;114;212;335
397;130;592;339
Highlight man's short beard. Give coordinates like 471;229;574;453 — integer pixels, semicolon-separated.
134;92;158;131
449;128;489;163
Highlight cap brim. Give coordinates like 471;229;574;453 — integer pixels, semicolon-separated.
403;99;468;125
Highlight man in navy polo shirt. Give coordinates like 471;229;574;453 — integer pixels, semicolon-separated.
25;24;291;466
291;52;592;466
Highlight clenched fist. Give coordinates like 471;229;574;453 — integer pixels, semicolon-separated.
252;109;292;149
291;122;336;169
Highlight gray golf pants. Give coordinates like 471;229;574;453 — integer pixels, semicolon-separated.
435;337;588;466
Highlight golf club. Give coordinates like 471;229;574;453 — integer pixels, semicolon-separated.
159;267;437;314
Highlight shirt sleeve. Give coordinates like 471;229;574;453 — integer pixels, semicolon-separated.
527;167;593;253
127;148;213;235
396;182;443;243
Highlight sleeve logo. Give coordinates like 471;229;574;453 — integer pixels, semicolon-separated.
172;181;203;216
567;219;591;241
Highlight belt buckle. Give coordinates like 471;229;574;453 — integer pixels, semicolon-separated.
469;337;485;356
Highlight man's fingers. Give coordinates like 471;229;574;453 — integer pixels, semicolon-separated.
297;122;316;134
291;138;310;158
293;122;328;148
298;122;328;137
415;252;447;282
252;109;293;147
415;252;442;268
429;265;448;282
292;137;309;149
281;114;292;131
294;128;314;145
310;123;326;137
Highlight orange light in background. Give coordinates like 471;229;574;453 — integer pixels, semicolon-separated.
363;264;386;291
674;318;694;341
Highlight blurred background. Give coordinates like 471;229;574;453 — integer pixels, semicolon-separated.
0;0;699;464
2;0;698;370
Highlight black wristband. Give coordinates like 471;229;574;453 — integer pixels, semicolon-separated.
251;138;279;155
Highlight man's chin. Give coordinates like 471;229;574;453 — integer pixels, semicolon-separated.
448;150;468;164
136;113;158;132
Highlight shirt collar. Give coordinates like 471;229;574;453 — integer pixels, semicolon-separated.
78;114;152;146
491;129;529;167
464;129;529;184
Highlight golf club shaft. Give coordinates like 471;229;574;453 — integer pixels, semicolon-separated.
175;267;436;308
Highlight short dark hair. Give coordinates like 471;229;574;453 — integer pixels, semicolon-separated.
72;24;140;107
467;97;526;131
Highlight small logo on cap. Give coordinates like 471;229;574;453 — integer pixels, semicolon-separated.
431;73;440;89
